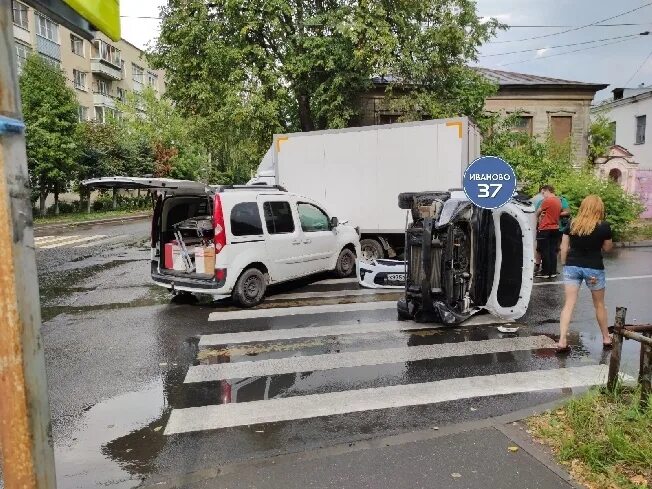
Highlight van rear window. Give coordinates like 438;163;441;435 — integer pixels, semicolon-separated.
230;202;263;236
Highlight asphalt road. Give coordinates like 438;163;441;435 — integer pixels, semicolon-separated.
19;218;652;488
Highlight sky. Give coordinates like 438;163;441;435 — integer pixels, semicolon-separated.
120;0;652;101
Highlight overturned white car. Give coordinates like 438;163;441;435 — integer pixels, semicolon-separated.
358;190;535;324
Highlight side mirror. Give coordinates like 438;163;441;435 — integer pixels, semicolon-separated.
330;216;339;229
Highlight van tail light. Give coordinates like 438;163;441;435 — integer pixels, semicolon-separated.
213;194;227;255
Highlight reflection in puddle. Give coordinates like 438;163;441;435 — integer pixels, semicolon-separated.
55;379;167;489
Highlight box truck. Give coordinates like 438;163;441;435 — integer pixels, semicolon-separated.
248;117;482;259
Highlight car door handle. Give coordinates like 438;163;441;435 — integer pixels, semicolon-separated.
303;239;312;244
292;239;301;245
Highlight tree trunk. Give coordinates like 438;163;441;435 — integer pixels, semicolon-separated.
39;186;47;216
54;183;60;215
298;93;315;132
112;188;118;210
86;191;91;213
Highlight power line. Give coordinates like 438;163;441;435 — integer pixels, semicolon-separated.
497;36;641;67
488;2;652;44
623;48;652;86
480;33;647;57
505;23;652;28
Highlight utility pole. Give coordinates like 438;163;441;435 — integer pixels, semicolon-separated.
0;0;57;487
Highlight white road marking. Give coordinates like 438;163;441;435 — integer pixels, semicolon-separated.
186;335;556;383
38;234;108;249
165;365;608;434
534;274;652;286
313;278;360;285
207;301;397;322
267;288;400;302
34;235;80;245
199;314;508;347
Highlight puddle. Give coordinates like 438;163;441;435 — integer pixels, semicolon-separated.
55;379;168;489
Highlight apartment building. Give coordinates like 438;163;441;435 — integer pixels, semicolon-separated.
11;0;165;123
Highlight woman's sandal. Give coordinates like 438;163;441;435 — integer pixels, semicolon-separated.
555;345;571;354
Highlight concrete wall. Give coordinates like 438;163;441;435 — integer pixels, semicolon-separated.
357;87;596;165
592;94;652;170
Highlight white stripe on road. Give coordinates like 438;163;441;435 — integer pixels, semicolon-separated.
267;288;400;302
314;278;359;285
208;301;397;322
187;335;556;383
34;235;80;245
39;235;107;249
534;274;652;286
199;314;508;347
165;365;607;433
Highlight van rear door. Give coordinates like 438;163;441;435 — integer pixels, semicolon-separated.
82;176;208;194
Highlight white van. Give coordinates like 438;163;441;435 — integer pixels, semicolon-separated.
82;178;361;307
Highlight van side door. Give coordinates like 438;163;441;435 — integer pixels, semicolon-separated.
296;201;337;273
258;195;305;281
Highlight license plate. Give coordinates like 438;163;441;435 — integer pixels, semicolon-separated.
386;273;405;282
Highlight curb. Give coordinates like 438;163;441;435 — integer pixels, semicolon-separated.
615;240;652;248
34;212;151;230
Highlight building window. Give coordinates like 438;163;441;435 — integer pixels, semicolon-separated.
94;106;115;123
132;63;144;85
78;106;88;122
609;121;617;146
636;115;646;145
116;87;127;102
379;113;400;125
550;116;572;144
147;71;158;89
95;79;111;96
15;42;31;73
120;59;125;77
12;1;29;30
512;116;533;136
35;13;59;43
70;34;84;57
73;69;87;91
91;40;122;68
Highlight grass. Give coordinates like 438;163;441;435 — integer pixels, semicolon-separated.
620;220;652;242
528;388;652;489
34;208;151;226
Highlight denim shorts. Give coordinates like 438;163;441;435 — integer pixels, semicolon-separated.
563;266;606;291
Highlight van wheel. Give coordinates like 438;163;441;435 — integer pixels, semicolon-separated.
233;268;266;308
334;248;356;278
360;239;384;262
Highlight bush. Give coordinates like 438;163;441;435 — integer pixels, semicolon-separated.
46;200;80;215
482;115;644;239
92;193;152;212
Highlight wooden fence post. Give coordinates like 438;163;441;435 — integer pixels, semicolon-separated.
640;332;652;409
607;307;627;393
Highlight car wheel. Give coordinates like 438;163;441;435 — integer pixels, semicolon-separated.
334;248;356;278
233;268;266;308
360;239;384;261
398;192;417;210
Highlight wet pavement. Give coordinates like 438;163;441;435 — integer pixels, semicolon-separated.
22;219;652;488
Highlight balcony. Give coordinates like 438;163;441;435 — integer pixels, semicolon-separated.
92;91;116;109
90;39;123;80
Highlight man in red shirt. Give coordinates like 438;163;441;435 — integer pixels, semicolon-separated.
536;185;562;278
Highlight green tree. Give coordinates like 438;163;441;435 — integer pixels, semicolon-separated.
588;115;614;163
20;54;80;215
150;0;501;182
117;88;207;181
76;121;144;212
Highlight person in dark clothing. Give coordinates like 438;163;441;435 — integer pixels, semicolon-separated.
556;195;614;352
535;185;562;278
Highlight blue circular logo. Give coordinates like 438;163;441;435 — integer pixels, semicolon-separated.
463;156;517;209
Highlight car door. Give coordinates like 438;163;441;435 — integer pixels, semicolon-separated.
258;195;305;281
483;201;535;320
296;201;338;274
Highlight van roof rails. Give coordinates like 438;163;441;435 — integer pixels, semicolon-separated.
214;184;288;192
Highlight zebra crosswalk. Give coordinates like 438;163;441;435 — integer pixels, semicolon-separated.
164;284;614;437
34;234;122;249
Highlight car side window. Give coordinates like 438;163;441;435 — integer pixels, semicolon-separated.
263;201;295;234
297;202;330;232
230;202;263;236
